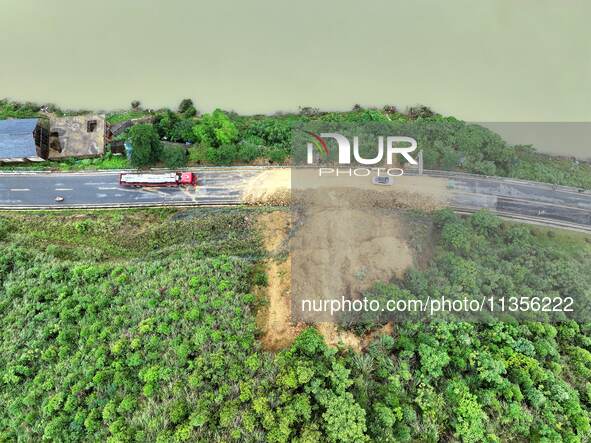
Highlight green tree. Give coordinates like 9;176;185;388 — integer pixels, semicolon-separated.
193;109;238;147
206;144;238;165
154;109;179;140
128;124;162;167
320;392;368;443
170;119;197;143
244;118;291;147
441;221;472;255
446;380;486;443
470;210;501;236
160;146;187;169
178;98;197;117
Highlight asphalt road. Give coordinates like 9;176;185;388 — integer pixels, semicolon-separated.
1;167;590;232
436;171;591;231
0;169;260;208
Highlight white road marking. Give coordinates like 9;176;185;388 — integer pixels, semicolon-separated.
134;194;160;200
55;188;73;191
98;186;118;190
97;193;108;198
10;188;30;192
138;188;172;197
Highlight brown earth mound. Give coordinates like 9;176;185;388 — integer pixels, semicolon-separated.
251;172;444;351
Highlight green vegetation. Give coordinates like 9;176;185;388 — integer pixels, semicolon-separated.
0;152;129;172
161;143;188;169
177;98;197;118
128;124;162;167
0;99;92;120
3;99;590;188
510;146;591;189
154;109;196;144
193;109;239;147
0;100;40;119
106;110;150;126
0;209;265;441
190;107;591;187
57;154;130;171
354;210;591;441
2;209;591;442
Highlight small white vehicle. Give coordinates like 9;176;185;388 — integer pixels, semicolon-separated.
55;196;64;202
372;176;394;186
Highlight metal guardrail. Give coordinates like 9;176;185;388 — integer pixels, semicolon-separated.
451;206;591;233
0;200;244;211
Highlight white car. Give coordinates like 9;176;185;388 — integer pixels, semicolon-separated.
372;176;394;186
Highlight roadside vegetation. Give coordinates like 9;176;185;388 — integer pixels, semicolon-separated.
2;99;590;189
0;100;40;120
355;210;591;441
106;110;151;126
1;208;591;441
0;153;129;172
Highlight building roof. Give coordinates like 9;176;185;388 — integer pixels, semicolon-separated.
0;118;39;159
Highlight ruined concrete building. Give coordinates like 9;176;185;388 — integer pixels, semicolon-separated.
49;114;106;159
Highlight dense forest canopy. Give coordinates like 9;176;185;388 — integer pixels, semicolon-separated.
1;209;591;442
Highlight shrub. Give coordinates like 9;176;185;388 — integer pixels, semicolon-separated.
170;119;197;143
433;209;460;227
206;144;238;165
237;142;263;163
178;99;197;117
441;221;472;254
193;110;238;147
406;105;435;119
470;210;502;236
0;100;40;119
160;145;187;168
244;119;291;147
0;217;9;240
268;147;288;164
128;124;162;167
188;145;208;164
154;109;179;140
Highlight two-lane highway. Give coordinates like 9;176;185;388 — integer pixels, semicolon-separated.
0;169;260;208
1;167;591;233
443;173;591;230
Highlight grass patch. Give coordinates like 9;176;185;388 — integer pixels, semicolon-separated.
0;154;129;172
106;110;151;125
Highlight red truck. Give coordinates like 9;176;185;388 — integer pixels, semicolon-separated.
119;172;197;187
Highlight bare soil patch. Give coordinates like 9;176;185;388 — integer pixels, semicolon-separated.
243;169;291;206
242;168;449;210
256;211;303;351
251;169;443;351
291;187;417;324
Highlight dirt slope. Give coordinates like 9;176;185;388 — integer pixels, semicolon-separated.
252;170;443;351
